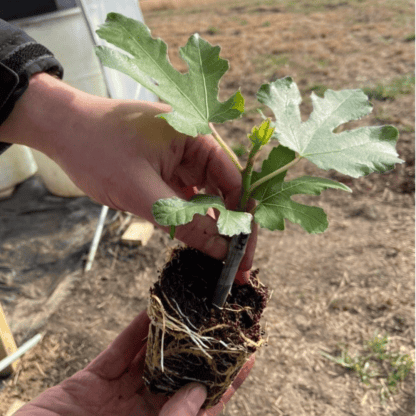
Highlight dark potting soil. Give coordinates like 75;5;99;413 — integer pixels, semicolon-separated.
153;246;269;347
144;246;269;405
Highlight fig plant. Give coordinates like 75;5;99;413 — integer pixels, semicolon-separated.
95;12;403;407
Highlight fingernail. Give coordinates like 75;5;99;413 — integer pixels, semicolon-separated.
188;383;207;404
235;270;250;285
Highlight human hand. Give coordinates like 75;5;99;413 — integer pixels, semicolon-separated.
0;73;256;282
15;311;255;416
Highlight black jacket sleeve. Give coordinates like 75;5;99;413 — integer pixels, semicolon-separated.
0;18;64;154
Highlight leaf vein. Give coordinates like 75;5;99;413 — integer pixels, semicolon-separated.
118;24;206;122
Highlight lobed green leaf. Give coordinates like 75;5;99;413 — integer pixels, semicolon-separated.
96;13;244;137
152;195;252;237
257;77;403;177
251;146;351;233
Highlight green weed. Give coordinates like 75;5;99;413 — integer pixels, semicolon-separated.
309;84;328;97
207;26;219;35
404;33;415;42
317;59;330;68
253;53;290;75
321;333;414;403
362;73;415;101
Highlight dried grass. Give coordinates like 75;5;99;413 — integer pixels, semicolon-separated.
1;1;414;415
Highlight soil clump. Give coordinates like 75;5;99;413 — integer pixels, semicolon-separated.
144;247;269;408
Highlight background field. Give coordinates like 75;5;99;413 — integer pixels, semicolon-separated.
1;0;414;415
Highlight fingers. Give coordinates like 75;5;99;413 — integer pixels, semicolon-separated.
159;383;207;416
234;221;258;284
177;133;241;210
114;344;148;400
202;354;256;416
235;198;258;285
234;269;250;285
176;198;258;278
204;142;242;212
174;214;230;260
151;355;255;416
85;310;150;380
181;185;199;200
106;156;232;262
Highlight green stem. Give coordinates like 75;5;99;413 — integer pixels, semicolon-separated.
209;123;243;173
248;156;302;194
211;131;253;309
239;145;258;211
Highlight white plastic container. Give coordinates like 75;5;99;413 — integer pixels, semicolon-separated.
30;149;86;197
0;145;38;199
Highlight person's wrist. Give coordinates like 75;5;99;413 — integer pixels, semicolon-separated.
0;73;98;156
0;73;64;148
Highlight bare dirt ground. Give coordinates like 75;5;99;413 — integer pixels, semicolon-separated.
0;0;414;415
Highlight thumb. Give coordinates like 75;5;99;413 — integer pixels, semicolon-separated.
234;222;258;285
159;383;207;416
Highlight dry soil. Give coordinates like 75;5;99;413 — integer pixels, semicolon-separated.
0;1;414;415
